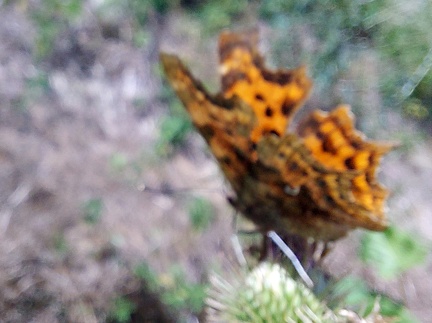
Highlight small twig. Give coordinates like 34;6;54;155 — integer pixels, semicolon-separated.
0;182;32;234
401;47;432;99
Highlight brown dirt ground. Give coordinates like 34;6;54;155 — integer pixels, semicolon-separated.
0;3;431;323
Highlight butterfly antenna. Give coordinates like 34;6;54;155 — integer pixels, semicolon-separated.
139;183;221;196
268;231;314;288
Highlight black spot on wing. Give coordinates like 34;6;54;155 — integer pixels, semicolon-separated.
322;138;338;154
265;106;274;117
281;101;295;116
288;162;299;171
199;125;215;139
344;156;356;169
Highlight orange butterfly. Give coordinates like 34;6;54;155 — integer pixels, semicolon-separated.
160;30;395;241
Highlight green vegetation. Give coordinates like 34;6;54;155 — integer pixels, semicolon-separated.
360;226;428;279
133;262;160;291
30;0;83;58
160;265;206;314
134;262;207;317
188;197;214;232
191;0;249;35
156;113;192;155
14;70;51;111
156;66;195;155
156;88;193;155
109;297;136;323
82;198;104;225
333;276;418;323
52;232;69;255
109;153;129;173
318;225;429;322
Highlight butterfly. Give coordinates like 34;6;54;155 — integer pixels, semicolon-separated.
160;29;395;241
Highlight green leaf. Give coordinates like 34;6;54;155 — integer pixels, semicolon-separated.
156;112;192;156
332;276;372;308
379;296;419;323
83;198;103;224
133;262;159;291
360;226;427;279
333;276;419;322
192;0;249;35
160;115;191;145
161;266;207;314
53;232;69;254
109;153;128;172
188;197;214;231
110;297;136;323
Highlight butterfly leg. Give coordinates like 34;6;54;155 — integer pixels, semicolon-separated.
316;241;334;265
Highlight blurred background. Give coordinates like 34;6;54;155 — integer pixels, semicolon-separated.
0;0;431;322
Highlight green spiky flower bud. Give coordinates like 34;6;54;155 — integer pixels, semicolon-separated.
206;262;337;322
